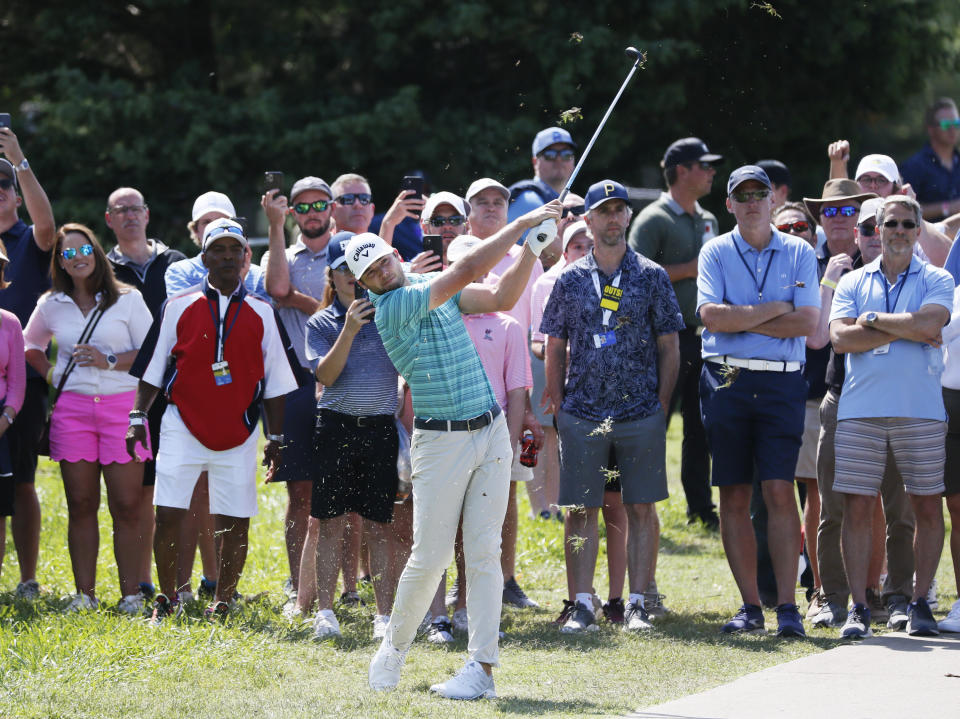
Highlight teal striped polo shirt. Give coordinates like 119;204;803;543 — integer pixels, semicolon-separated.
369;272;496;420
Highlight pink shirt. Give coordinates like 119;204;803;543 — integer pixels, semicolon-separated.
530;260;567;343
491;244;545;333
462;312;531;410
0;310;25;412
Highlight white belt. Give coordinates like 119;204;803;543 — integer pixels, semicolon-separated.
706;355;801;373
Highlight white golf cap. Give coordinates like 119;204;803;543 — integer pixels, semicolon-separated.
202;218;248;252
423;191;468;220
345;232;395;280
855;154;899;184
858;197;883;225
192;191;236;222
445;235;483;264
465;178;509;205
562;220;589;252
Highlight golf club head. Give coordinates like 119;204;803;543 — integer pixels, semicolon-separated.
625;46;643;63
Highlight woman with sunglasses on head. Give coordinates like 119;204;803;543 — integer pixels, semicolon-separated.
24;223;153;613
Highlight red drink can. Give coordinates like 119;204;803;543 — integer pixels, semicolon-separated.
519;430;538;467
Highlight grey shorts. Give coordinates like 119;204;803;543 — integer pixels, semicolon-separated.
556;409;668;508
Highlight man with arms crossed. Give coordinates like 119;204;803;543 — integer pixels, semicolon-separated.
358;198;561;700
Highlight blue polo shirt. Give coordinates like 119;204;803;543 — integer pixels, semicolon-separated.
304;296;398;416
164;255;269;301
369;272;496;421
901;142;960;212
0;220;51;327
697;226;820;362
830;255;953;421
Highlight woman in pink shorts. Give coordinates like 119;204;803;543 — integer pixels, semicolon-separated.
24;223;153;613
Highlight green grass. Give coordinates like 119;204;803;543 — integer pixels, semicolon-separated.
0;417;955;717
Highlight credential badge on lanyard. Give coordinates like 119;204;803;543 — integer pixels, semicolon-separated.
592;268;622;349
208;290;244;386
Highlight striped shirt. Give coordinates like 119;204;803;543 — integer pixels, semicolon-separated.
304;296;398;416
369;272;496;420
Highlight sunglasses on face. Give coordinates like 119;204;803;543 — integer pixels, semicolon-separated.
538;149;575;161
0;179;14;191
429;215;466;227
858;222;878;237
337;193;372;206
776;221;811;234
938;119;960;130
857;174;890;188
561;204;585;219
293;200;331;214
61;244;94;260
882;219;918;230
730;189;770;203
821;205;858;218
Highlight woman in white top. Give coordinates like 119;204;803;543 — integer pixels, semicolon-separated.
24;223;153;613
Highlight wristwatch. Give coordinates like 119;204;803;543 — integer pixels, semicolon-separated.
265;433;285;443
864;311;879;326
106;353;118;370
16;158;29;172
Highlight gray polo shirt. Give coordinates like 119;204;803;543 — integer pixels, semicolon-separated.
628;191;718;328
261;236;329;368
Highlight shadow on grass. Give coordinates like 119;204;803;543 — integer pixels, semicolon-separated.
649;611;844;652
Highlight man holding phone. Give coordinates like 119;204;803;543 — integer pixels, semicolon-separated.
419;191;470;267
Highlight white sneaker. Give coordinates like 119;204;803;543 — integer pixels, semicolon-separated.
452;608;469;634
282;599;302;621
312;609;341;639
624;601;653;631
65;593;99;613
938;598;960;632
430;660;496;700
427;617;455;644
369;636;408;691
15;579;40;600
373;614;390;639
116;593;145;615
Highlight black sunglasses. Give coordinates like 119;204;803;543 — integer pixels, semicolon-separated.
562;204;585;219
337;193;372;206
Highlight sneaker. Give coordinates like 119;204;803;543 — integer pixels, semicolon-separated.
116;593;145;615
538;510;553;520
623;601;653;631
148;594;178;625
65;593;99;613
373;614;390;639
427;617;455;644
15;579;40;600
775;603;806;638
503;576;538;608
938;598;960;632
198;576;217;600
926;578;939;611
313;608;341;639
282;599;303;621
204;601;230;622
720;604;765;635
369;636;408;691
840;603;873;639
429;660;496;700
907;597;939;636
601;597;625;624
886;594;909;631
554;599;576;625
560;601;598;633
811;600;846;629
177;590;195;605
138;582;156;600
866;588;888;623
445;575;461;608
339;590;363;606
452;607;469;634
644;581;669;618
805;588;827;620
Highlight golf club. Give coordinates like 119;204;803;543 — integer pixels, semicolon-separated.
533;46;645;244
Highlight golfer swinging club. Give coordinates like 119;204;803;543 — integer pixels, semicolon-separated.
357;198;561;700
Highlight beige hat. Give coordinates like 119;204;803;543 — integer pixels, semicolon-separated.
423;191;468;220
803;179;877;218
465;178;509;205
446;235;483;264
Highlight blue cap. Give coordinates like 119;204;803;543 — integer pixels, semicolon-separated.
584;180;629;212
326;231;356;269
532;127;577;156
726;165;773;195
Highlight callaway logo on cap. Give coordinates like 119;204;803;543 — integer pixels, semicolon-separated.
344;232;395;279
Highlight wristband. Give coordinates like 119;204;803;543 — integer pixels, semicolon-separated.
128;416;147;427
46;366;54;384
129;409;147;418
820;278;838;290
1;409;14;424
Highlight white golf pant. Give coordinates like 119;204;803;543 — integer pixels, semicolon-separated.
387;413;511;665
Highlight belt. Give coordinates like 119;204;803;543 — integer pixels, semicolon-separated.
414;405;501;432
706;355;802;373
318;408;394;428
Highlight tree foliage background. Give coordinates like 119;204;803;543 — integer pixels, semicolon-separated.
1;0;959;250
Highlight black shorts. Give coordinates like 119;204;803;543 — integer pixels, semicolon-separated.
7;378;47;484
310;409;399;523
605;445;621;493
269;381;317;483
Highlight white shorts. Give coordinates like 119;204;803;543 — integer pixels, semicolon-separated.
510;446;533;482
154;406;260;517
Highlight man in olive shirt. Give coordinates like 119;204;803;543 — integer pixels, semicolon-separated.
628;137;722;528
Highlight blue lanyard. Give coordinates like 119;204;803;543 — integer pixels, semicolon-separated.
206;284;246;362
878;264;907;313
735;244;775;302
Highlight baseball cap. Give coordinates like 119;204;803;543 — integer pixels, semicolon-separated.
854;154;899;184
465;178;509;204
446;235;483;264
756;159;791;188
858;197;883;225
345;232;396;280
727;165;773;195
290;176;333;203
202;218;248;252
662;137;723;169
532;127;577;157
326;231;356;270
192;191;236;222
584;180;629;212
423;191;468;220
0;159;17;191
561;220;589;253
